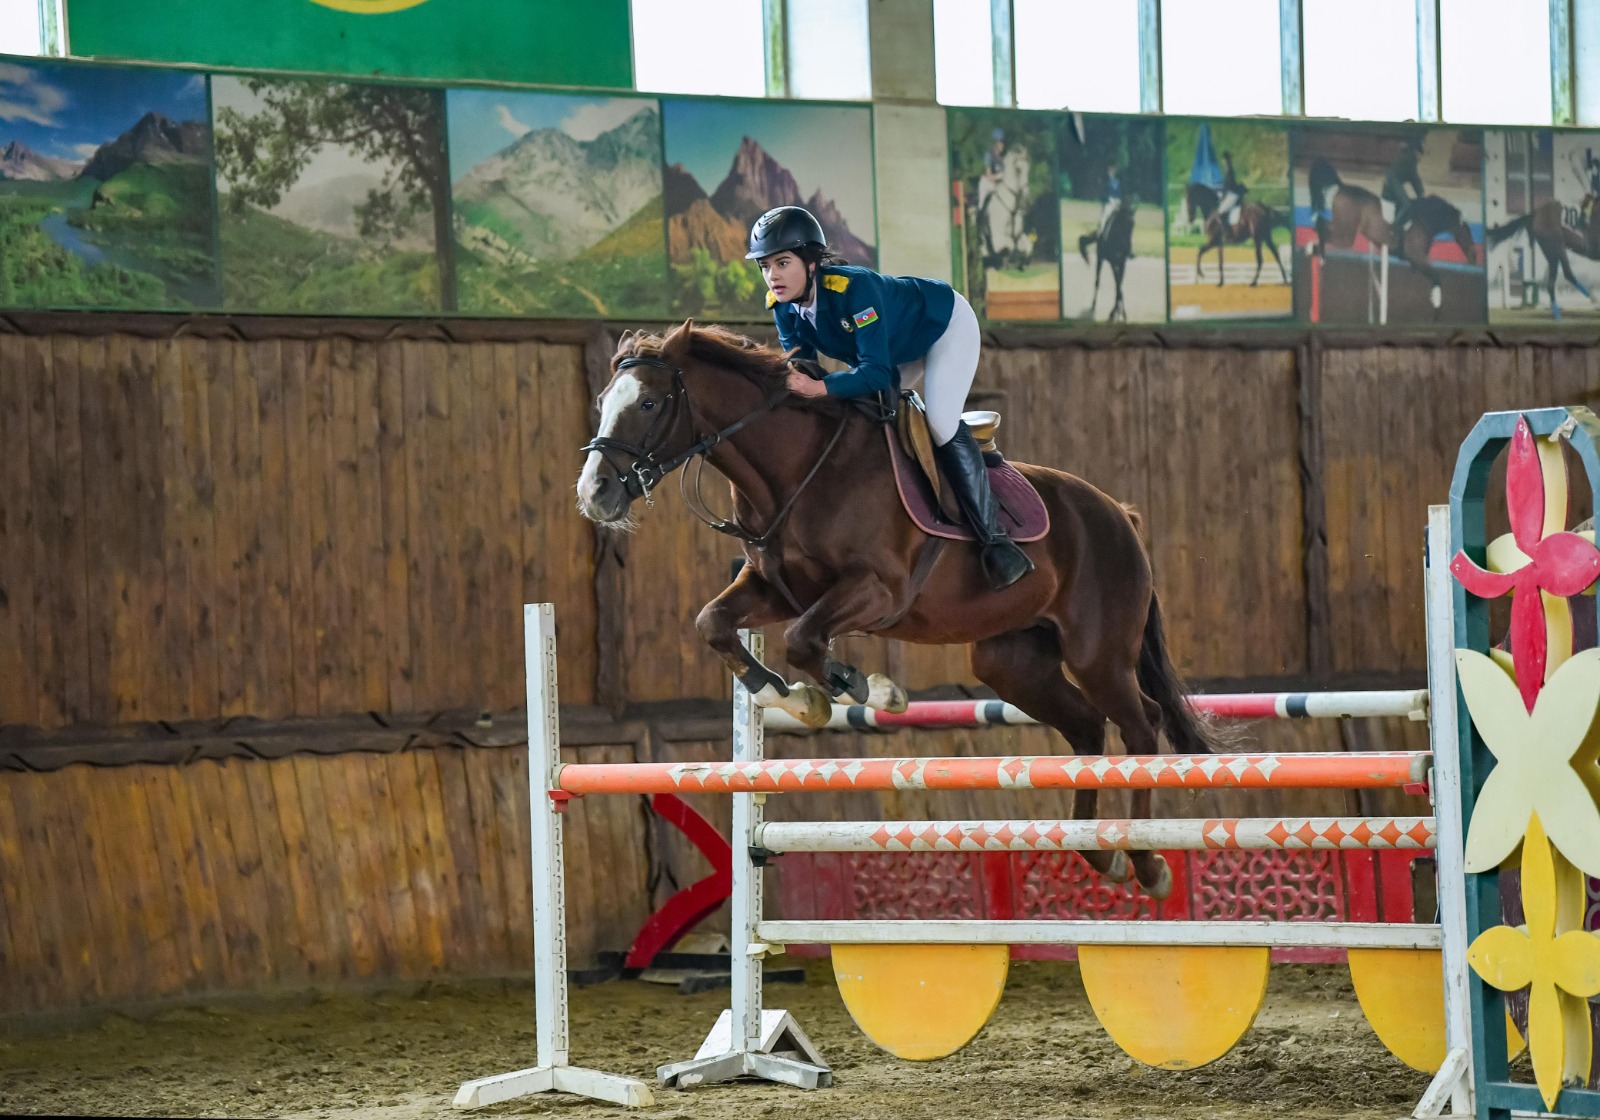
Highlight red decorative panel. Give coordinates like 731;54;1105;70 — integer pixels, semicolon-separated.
1010;852;1156;920
1189;849;1346;922
844;852;989;920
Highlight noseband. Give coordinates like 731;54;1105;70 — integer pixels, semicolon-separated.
580;354;789;505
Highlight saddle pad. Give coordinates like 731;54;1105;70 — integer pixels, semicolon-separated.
886;427;1049;543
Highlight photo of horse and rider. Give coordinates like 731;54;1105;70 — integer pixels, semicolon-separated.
1292;126;1485;325
1485;129;1600;324
1165;120;1294;320
948;109;1060;321
1059;114;1166;323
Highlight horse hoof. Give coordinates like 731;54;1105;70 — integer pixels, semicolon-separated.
787;683;834;729
866;673;908;713
1104;850;1134;884
1141;856;1174;902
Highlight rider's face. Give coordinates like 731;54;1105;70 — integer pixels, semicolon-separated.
759;252;811;303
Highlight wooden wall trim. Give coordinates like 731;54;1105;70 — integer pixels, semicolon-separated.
5;310;1600;353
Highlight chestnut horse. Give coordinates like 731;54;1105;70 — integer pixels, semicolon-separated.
575;322;1224;898
1308;158;1478;314
1183;181;1291;288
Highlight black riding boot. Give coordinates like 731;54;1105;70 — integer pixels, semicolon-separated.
934;421;1035;590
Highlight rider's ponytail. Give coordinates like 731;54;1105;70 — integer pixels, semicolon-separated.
796;243;850;269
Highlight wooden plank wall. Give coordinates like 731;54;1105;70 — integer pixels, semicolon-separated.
0;333;597;730
4;324;1600;1015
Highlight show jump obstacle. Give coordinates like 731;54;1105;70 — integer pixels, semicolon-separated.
454;407;1600;1118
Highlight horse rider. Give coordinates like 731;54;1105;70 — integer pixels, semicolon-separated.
747;205;1034;590
1096;160;1124;244
1384;133;1426;253
1216;151;1245;236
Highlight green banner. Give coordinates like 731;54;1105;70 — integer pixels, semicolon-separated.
64;0;632;89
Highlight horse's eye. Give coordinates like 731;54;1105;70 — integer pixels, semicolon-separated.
641;399;657;411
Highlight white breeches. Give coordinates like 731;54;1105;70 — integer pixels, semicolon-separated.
897;291;981;445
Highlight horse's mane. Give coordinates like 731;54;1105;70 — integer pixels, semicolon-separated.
619;324;845;412
621;325;785;385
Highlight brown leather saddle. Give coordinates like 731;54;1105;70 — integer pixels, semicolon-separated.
888;392;1049;543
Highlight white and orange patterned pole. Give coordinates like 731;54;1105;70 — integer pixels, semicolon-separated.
752;816;1438;854
555;751;1430;795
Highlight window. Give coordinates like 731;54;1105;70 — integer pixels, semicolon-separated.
1014;0;1140;113
0;0;42;55
1303;0;1418;120
1440;0;1551;124
787;0;872;101
1161;0;1281;116
934;0;995;106
630;0;765;98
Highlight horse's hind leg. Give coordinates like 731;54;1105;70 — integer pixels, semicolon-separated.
1060;642;1175;899
1267;233;1289;282
970;627;1138;889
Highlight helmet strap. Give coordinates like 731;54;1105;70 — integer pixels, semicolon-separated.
799;261;818;306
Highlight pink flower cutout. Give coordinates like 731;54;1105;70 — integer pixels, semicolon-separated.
1451;416;1600;713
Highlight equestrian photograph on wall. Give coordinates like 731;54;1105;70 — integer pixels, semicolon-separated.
1164;117;1294;321
1485;127;1600;324
947;107;1060;321
1058;113;1167;324
1292;125;1487;326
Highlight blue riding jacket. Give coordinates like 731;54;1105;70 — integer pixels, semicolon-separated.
769;264;956;399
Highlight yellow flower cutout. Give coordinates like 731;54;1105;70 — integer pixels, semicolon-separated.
1455;647;1600;876
1467;814;1600;1108
823;274;850;293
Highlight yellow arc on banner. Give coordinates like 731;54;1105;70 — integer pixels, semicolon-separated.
307;0;431;12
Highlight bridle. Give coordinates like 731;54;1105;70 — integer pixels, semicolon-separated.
580;354;853;555
580;355;788;507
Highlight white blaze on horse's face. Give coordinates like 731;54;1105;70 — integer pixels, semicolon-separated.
576;372;643;520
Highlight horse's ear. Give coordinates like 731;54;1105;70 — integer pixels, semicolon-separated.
613;329;635;357
661;319;694;365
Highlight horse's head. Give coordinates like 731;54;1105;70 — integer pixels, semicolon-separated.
576;322;794;525
576;322;698;525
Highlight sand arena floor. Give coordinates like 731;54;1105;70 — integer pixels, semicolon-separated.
1;960;1436;1120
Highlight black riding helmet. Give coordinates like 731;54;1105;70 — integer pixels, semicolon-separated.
746;205;826;260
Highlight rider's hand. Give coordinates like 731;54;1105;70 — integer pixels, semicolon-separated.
786;368;828;398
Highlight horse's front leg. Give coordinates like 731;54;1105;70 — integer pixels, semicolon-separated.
1250;236;1264;287
783;569;908;715
693;564;827;727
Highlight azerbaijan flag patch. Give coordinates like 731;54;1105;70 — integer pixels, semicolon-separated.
852;307;879;328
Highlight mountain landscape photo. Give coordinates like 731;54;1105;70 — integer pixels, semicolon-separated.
661;100;876;317
449;92;667;318
0;61;219;310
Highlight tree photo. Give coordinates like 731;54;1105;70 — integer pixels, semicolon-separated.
213;76;452;314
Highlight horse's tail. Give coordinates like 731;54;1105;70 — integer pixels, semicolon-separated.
1308;159;1340;214
1137;591;1229;755
1486;213;1531;249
